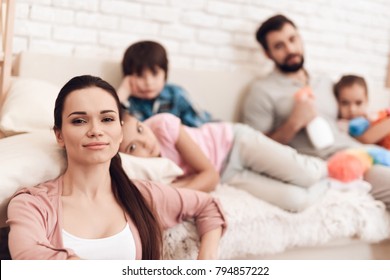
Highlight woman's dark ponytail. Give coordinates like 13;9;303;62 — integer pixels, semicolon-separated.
110;154;162;259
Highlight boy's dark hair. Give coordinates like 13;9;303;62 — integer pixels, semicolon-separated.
122;40;168;80
334;75;368;100
255;14;296;51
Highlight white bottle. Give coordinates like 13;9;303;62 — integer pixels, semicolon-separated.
294;86;334;150
306;116;334;150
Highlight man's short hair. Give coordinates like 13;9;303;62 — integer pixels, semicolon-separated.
255;14;296;51
333;75;368;100
122;40;168;80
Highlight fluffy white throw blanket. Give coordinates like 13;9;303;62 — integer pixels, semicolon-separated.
163;183;390;259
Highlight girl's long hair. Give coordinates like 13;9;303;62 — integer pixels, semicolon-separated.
54;75;162;259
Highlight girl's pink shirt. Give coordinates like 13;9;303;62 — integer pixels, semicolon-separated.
145;113;234;175
7;176;227;260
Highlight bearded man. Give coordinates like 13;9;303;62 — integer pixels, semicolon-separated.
242;14;390;210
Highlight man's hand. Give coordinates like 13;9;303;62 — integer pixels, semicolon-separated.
268;86;317;144
289;95;317;129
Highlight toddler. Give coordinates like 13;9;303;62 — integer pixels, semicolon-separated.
334;74;390;148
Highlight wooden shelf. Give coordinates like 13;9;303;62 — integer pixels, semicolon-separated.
0;0;15;100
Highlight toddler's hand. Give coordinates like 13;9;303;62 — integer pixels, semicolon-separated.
337;119;350;133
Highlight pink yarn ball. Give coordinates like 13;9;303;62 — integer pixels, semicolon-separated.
327;152;366;182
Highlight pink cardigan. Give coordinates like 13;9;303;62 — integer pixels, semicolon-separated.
7;176;227;260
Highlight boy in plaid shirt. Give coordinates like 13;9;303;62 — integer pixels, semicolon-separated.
118;41;212;127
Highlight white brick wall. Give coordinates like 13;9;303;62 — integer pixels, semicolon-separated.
13;0;390;88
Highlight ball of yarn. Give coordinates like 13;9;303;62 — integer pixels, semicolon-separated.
344;149;373;171
327;152;366;182
348;117;370;137
367;147;390;166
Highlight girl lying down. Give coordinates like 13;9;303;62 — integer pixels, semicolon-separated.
120;112;328;212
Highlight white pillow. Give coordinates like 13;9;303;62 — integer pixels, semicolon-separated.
0;131;183;227
0;78;60;136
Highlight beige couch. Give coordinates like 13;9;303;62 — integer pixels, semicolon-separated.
0;51;389;260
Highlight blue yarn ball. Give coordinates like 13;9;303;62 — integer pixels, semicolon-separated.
367;147;390;166
349;117;370;137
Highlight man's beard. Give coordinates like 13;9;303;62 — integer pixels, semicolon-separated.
275;54;304;73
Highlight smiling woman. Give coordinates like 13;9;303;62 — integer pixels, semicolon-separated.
6;75;227;260
55;86;123;165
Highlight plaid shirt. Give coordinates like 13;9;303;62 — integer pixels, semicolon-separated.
123;83;212;127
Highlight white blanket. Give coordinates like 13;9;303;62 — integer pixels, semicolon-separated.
163;183;390;259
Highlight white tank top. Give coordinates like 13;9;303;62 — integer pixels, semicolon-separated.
62;224;136;260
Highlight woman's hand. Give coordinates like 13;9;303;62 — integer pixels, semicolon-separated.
67;255;82;260
197;227;222;260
